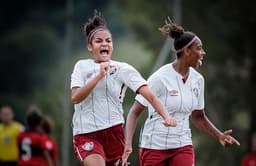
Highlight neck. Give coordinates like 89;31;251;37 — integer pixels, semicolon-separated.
172;60;189;77
3;121;12;126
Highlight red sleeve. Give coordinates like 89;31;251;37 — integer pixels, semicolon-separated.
241;155;249;166
40;134;49;150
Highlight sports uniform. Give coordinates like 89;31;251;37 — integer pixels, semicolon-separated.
71;59;147;164
43;134;59;165
17;130;48;166
136;63;204;165
0;121;23;166
241;153;256;166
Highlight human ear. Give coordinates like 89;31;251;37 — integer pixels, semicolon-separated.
184;47;191;56
87;44;92;52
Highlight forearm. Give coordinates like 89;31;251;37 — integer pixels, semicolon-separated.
125;112;139;146
71;74;102;104
125;102;144;146
192;110;222;140
150;96;170;120
43;151;54;166
138;86;169;120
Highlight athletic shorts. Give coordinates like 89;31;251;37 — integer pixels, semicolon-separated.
73;124;124;166
139;145;194;166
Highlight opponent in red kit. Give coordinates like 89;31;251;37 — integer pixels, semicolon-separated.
41;115;59;166
241;133;256;166
17;105;54;166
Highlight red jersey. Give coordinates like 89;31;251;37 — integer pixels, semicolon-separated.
43;134;59;164
241;153;256;166
17;130;48;166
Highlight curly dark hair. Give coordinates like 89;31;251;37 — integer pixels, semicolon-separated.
159;17;196;58
83;10;108;37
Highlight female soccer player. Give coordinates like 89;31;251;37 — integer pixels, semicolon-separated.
122;18;240;166
70;12;176;166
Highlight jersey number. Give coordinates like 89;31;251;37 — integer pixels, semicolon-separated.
21;137;32;161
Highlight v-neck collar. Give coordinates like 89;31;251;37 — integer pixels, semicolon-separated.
170;63;191;84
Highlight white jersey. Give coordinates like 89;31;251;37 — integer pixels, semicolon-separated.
136;63;205;150
70;59;147;136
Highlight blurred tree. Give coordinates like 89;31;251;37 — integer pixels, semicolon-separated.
0;24;61;93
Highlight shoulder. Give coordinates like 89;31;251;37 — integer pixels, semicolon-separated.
149;64;171;80
111;60;131;67
190;67;204;80
74;59;92;66
12;121;24;130
13;121;22;126
111;60;137;71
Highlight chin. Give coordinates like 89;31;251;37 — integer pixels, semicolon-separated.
192;64;200;69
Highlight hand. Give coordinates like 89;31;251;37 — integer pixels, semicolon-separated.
99;62;110;78
162;117;177;127
121;145;132;166
219;129;240;147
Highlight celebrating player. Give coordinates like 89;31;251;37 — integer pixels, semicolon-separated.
122;18;240;166
70;11;176;166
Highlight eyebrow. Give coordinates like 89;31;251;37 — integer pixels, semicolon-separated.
94;37;111;40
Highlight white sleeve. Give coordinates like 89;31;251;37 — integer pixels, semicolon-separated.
70;61;84;89
118;63;147;93
135;94;148;107
147;74;164;97
135;74;164;107
196;77;205;110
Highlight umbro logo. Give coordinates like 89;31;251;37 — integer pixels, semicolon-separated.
169;90;179;96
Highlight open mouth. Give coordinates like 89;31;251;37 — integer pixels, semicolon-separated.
100;49;109;55
198;58;203;66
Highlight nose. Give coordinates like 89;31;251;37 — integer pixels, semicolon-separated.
101;40;109;46
201;49;206;56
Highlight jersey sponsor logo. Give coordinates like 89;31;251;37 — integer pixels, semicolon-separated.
169;90;179;96
82;142;94;151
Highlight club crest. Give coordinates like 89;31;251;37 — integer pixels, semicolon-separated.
109;65;117;75
82;142;94;151
193;88;199;97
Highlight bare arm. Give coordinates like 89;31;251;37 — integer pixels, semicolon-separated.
71;62;109;104
137;86;176;127
43;150;54;166
191;110;240;147
122;101;145;166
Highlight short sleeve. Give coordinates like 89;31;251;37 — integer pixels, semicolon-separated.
135;74;164;107
118;63;147;92
135;94;148;107
196;77;205;110
70;61;84;89
147;74;164;97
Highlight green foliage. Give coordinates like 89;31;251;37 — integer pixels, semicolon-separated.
0;24;61;94
115;0;172;54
